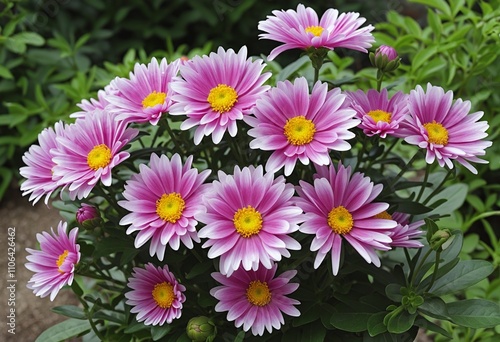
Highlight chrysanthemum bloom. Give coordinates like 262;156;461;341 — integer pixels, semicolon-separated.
106;57;180;125
345;88;408;138
258;4;374;60
25;221;80;300
125;263;186;326
169;46;271;145
245;77;359;176
71;82;118;119
19;121;67;205
211;264;300;336
404;83;492;174
295;163;396;275
51;109;138;200
119;153;211;261
197;165;303;276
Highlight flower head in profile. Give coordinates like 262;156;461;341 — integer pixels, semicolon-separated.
125;263;186;326
106;57;180;125
404;83;492;174
170;46;271;144
346;88;408;138
246;77;359;176
119;153;211;261
389;212;424;248
25;221;80;300
71;82;118;119
258;4;374;60
19;121;67;205
197;165;302;276
51;109;138;200
211;264;300;336
295;162;396;275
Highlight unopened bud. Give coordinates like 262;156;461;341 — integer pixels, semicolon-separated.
76;204;101;229
370;45;401;73
430;229;453;251
186;316;217;342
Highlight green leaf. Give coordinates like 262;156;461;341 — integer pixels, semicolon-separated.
427;9;442;37
447;299;500;328
276;55;310;82
185;260;213;279
367;312;388;337
13;32;45;46
35;318;91;342
51;305;87;320
417;297;449;320
0;167;13;200
412;47;438;71
151;325;172;341
330;312;372;332
386;309;417;334
4;37;26;54
410;0;451;17
429;260;494;295
0;65;13;79
414;316;452;339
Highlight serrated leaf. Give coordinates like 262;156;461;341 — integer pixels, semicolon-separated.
35;318;91;342
447;299;500;328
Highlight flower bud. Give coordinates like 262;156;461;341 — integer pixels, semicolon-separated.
76;204;101;229
429;228;453;251
376;45;398;61
186;316;217;342
369;45;401;73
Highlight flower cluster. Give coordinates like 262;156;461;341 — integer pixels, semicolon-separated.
21;3;492;339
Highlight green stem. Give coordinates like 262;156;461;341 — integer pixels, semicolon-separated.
416;163;431;203
410;248;433;286
94;184;122;215
313;65;320;84
376;70;385;92
163;118;185;155
388;151;421;190
422;168;453;205
403;248;412;286
77;295;105;340
425;251;441;292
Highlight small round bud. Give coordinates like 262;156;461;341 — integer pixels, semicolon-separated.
186;316;217;342
376;45;398;61
370;45;401;73
430;229;453;251
76;204;101;229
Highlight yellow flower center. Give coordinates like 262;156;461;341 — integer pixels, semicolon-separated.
207;84;238;113
152;282;175;309
56;250;69;273
283;116;316;146
246;280;272;306
367;109;392;123
142;91;167;108
424;120;449;145
305;25;324;37
233;205;263;238
375;211;393;220
87;144;112;170
156;192;185;223
327;206;354;235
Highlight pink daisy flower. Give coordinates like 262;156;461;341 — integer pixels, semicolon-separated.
245;77;359;176
377;211;424;248
125;263;186;326
211;264;300;336
258;3;374;60
295;162;396;275
71;82;118;119
169;46;271;145
196;165;303;276
25;221;80;300
345;88;408;138
51;109;138;200
404;83;492;174
19;121;67;205
106;57;180;125
118;153;211;261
